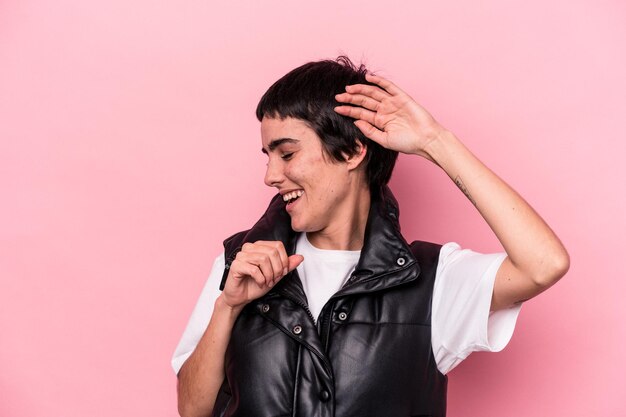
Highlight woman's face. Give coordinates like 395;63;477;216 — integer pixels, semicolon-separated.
261;116;360;234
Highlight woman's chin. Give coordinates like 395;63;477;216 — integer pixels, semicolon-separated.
290;221;306;232
290;218;315;233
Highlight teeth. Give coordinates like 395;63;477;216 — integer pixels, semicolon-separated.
283;190;304;202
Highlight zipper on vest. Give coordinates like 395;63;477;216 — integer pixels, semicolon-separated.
279;290;317;326
318;300;336;351
277;291;334;375
302;302;316;326
220;247;242;291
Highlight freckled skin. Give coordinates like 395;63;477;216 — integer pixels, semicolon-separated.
261;117;368;248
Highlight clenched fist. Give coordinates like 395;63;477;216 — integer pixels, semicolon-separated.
221;241;304;309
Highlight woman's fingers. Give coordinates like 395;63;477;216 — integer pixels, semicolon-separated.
287;254;304;272
224;241;305;308
335;92;381;111
231;258;267;288
239;252;277;286
344;82;392;101
365;73;403;95
239;241;292;285
334;105;378;126
334;77;400;128
353;120;388;146
334;104;389;146
254;241;289;278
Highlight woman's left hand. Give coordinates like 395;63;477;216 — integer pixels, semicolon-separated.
334;73;445;161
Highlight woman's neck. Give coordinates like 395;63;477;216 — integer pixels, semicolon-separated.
306;186;371;251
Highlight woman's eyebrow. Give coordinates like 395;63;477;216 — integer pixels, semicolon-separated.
261;138;300;154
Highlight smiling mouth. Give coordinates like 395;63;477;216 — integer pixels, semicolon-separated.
283;190;304;205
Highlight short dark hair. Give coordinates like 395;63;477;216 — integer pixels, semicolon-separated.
256;56;398;193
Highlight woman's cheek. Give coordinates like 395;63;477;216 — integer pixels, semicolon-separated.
284;165;303;182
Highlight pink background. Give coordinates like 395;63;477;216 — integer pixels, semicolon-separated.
1;0;625;416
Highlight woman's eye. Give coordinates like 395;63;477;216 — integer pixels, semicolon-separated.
281;153;294;160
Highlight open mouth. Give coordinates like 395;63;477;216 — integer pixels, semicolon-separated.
283;190;304;206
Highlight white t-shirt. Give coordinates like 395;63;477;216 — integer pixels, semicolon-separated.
172;236;521;375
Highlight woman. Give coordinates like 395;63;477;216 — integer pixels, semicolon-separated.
172;57;569;417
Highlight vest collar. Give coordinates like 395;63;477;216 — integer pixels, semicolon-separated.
336;186;420;297
222;186;420;300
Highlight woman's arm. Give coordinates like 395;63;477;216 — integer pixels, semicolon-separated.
177;297;243;417
335;74;569;311
177;241;303;417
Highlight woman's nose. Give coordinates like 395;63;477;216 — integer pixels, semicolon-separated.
264;159;284;187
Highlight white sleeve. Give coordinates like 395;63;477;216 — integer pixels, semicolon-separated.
431;242;522;375
171;252;225;375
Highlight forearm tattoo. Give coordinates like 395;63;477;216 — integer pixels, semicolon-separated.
454;176;477;206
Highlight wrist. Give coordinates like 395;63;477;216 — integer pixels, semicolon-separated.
421;128;460;164
215;295;245;317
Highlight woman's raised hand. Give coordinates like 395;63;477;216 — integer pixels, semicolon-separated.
221;241;303;309
334;73;446;162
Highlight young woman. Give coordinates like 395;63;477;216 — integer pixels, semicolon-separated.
172;57;569;417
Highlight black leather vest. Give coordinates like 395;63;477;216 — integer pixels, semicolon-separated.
214;187;447;417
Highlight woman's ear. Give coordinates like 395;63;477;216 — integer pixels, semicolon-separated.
345;140;368;171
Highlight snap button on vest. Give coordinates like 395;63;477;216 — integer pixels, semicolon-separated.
319;390;331;402
292;325;302;335
261;304;270;313
397;257;406;266
338;311;348;321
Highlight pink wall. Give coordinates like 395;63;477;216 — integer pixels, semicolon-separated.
1;1;624;415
